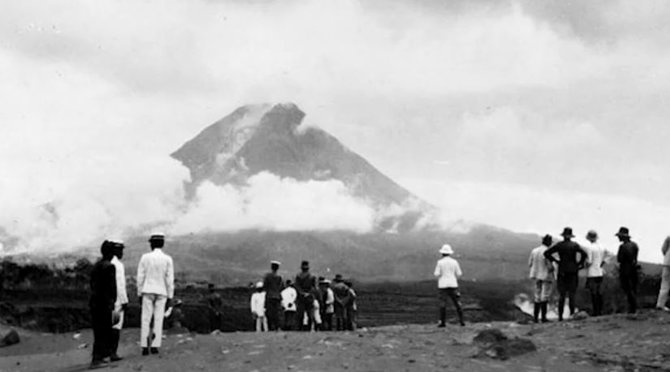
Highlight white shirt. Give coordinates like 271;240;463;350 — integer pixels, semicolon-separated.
111;256;128;307
584;241;612;277
324;288;334;314
434;256;462;289
281;286;297;312
251;291;266;316
137;248;174;298
528;245;553;281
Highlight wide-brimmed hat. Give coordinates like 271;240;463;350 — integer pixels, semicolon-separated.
615;227;630;237
560;227;575;238
439;244;454;255
334;274;343;282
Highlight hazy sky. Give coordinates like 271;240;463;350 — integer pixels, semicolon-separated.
1;0;669;262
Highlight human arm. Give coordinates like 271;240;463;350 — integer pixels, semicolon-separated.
136;256;146;299
544;245;558;263
165;257;174;299
116;262;128;306
106;264;117;310
662;237;670;256
434;262;441;277
455;261;463;278
577;245;588;269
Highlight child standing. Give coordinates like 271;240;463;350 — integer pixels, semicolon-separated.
251;282;268;332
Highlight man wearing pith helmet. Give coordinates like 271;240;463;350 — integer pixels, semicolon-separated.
434;243;465;327
136;232;174;356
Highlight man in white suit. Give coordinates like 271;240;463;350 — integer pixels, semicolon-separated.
110;240;128;361
136;233;174;356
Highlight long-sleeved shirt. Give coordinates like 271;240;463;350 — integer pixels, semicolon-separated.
324;287;335;314
251;291;266;317
294;272;316;297
90;259;116;310
662;236;670;267
111;256;128;307
544;240;587;275
528;245;553;281
583;242;612;278
434;256;462;288
137;248;174;298
281;286;297;311
617;241;639;268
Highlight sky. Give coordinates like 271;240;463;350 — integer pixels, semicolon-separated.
0;0;668;262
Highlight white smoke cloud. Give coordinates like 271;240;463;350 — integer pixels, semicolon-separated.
170;172;376;234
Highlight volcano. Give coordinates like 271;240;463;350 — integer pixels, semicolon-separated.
171;103;431;231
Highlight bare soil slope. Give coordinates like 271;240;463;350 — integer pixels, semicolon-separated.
2;310;670;372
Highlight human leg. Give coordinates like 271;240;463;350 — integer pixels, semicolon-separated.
447;288;465;326
140;295;155;349
150;296;167;348
656;267;670;309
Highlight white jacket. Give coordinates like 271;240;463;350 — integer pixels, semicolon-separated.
111;256;128;307
137;249;174;298
281;286;297;312
251;291;266;317
662;236;670;267
434;256;462;288
584;241;612;277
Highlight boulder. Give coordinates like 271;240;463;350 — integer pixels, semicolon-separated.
472;328;536;360
572;311;590;321
0;329;20;347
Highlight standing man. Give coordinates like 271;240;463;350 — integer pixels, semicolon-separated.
616;227;639;314
206;283;224;332
110;240;128;361
294;261;317;331
281;280;297;330
319;279;334;331
263;260;284;331
656;236;670;311
331;275;351;331
89;240;117;369
137;232;174;356
434;244;465;327
528;234;554;323
544;227;587;321
583;230;611;316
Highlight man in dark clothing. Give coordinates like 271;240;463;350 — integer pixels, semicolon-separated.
294;261;317;331
263;260;284;331
89;240;117;369
206;283;224;332
616;227;639;314
332;274;351;331
544;227;587;321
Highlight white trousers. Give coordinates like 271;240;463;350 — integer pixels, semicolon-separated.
255;316;268;332
141;294;167;347
656;266;670;308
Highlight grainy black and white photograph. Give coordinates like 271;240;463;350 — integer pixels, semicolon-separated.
1;1;670;371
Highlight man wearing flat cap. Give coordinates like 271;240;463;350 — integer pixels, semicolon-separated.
616;227;639;314
136;233;174;355
544;227;587;321
263;260;284;331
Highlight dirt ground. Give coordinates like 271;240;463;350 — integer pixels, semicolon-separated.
2;310;670;372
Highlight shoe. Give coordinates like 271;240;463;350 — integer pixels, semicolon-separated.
142;347;149;356
459;322;465;327
110;354;123;362
150;347;159;355
89;359;109;369
656;306;670;312
437;323;446;328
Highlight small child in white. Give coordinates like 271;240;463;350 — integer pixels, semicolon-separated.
250;282;268;332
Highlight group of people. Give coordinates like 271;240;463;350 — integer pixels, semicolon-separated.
250;260;357;332
88;232;174;369
528;226;643;322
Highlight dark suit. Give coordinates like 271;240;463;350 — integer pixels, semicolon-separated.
89;259;117;362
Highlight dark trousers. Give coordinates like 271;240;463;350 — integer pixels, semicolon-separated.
620;266;638;313
283;311;296;330
345;305;356;331
438;288;464;325
90;305;113;362
556;272;578;320
296;296;314;331
334;303;347;331
586;276;604;316
322;312;333;331
266;298;282;331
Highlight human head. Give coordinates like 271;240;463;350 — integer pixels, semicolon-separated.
208;283;215;292
541;234;553;247
285;279;293;287
319;279;331;287
586;230;598;243
560;227;575;241
439;243;454;256
301;260;310;272
334;274;343;283
615;227;631;242
149;232;165;249
255;281;264;292
271;260;281;272
110;239;125;259
100;240;115;260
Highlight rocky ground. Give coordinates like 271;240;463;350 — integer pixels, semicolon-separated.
2;310;670;372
